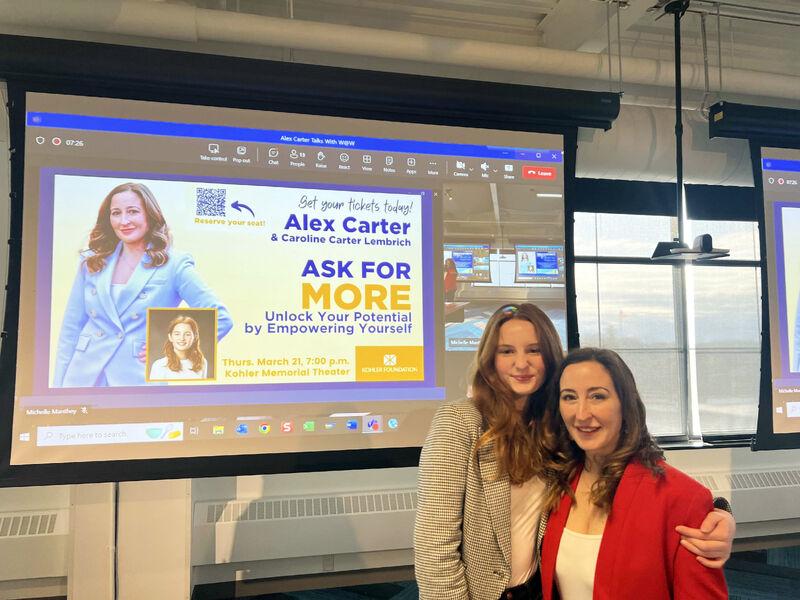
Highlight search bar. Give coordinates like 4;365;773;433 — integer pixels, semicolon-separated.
36;422;183;446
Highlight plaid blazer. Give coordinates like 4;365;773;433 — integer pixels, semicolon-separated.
415;400;518;600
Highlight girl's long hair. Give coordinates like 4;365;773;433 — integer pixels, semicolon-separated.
85;182;170;273
163;315;205;373
541;347;664;513
471;303;564;484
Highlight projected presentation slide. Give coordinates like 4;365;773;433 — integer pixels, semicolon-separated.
443;243;491;282
7;91;565;466
762;147;800;434
515;245;565;283
47;174;426;389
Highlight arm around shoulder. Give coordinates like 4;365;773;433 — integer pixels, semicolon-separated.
675;501;736;567
672;484;729;599
414;401;480;600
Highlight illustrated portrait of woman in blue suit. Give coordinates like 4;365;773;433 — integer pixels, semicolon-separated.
53;182;233;387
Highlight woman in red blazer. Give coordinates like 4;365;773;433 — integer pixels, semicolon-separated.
443;258;458;302
539;348;728;600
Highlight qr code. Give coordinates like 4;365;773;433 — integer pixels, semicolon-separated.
196;188;226;217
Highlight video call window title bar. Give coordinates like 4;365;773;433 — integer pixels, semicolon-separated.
763;158;800;172
27;112;563;163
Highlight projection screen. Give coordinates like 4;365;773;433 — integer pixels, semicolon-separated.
4;91;566;472
760;146;800;441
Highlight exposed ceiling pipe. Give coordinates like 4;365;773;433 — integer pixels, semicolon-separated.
1;0;800;102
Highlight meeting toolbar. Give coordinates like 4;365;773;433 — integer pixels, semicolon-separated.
27;111;563;184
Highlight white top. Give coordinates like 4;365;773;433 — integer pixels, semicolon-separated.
508;477;546;586
555;527;603;600
149;357;207;380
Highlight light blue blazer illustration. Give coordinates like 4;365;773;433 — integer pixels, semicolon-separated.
53;243;233;387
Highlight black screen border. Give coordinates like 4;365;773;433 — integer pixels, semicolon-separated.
0;35;598;486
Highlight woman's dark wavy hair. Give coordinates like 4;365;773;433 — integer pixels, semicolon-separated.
163;315;205;374
471;303;564;484
85;182;170;273
541;347;664;512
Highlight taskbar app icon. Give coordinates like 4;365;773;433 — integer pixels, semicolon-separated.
217;416;393;435
363;415;383;433
201;416;394;437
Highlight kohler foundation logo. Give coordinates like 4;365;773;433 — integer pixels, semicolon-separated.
363;353;417;374
355;346;424;381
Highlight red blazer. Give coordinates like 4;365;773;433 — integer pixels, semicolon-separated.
540;460;728;600
443;270;457;294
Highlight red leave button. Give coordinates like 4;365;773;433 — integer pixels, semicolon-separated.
522;166;557;179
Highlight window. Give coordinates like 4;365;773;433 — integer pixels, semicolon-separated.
574;212;674;258
686;220;761;435
574;212;760;440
